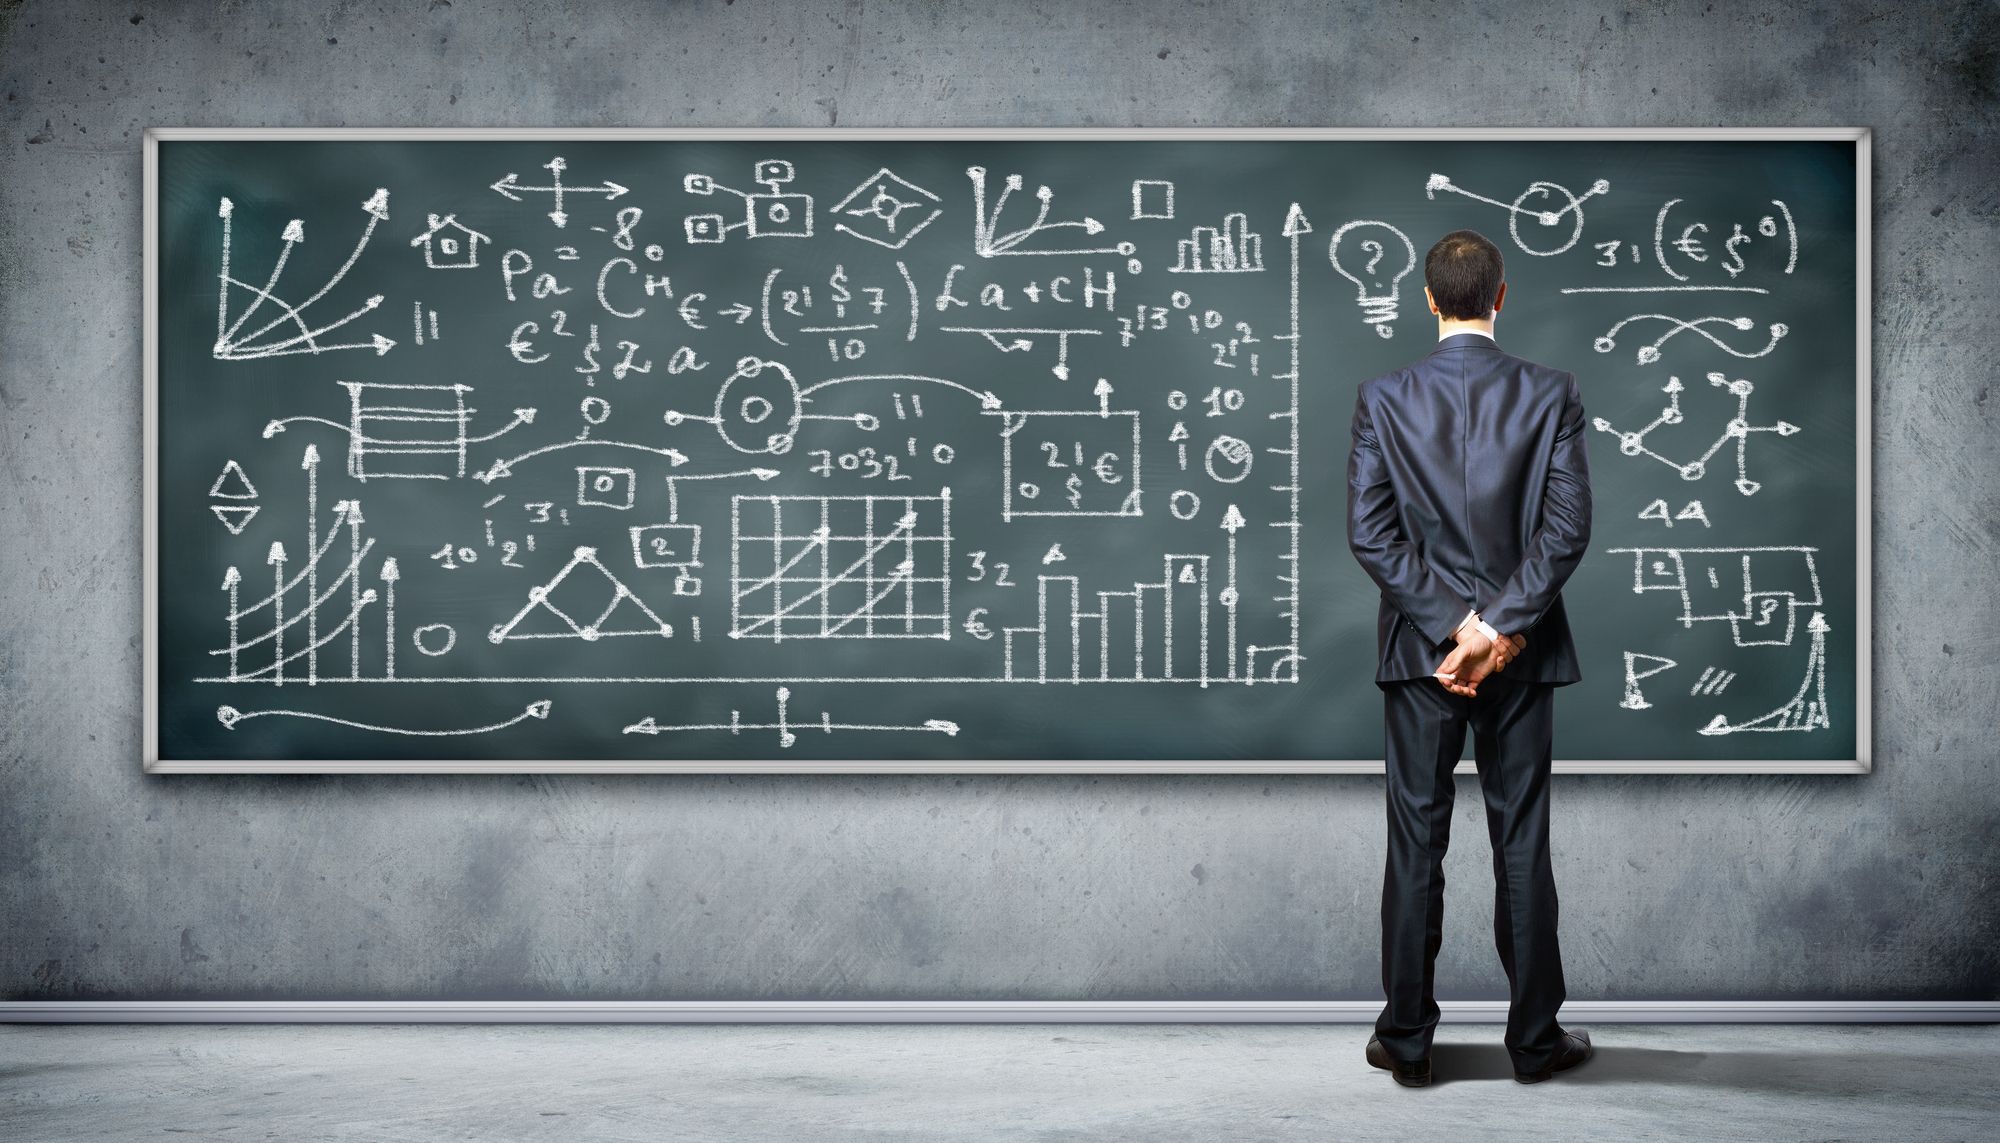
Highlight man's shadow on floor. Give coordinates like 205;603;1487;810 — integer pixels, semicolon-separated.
1422;1042;1830;1092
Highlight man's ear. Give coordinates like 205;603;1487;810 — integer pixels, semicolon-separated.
1491;281;1507;314
1424;285;1440;316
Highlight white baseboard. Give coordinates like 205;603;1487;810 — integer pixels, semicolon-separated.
3;1000;1994;1024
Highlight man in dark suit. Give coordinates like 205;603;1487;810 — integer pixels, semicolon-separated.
1346;229;1595;1087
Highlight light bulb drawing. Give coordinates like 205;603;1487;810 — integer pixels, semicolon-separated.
1327;220;1416;339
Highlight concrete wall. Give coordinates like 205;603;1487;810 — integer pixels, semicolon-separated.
2;0;1994;1003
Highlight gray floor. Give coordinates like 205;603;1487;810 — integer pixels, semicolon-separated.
3;1022;1996;1141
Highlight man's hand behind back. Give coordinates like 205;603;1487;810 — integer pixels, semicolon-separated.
1434;629;1528;698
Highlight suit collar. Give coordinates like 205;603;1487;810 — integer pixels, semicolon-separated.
1430;330;1499;355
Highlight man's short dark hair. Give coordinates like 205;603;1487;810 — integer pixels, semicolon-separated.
1424;230;1505;320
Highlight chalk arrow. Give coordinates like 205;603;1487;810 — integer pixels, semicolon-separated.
1220;504;1247;533
1775;421;1801;436
266;541;287;566
361;189;390;221
1282;202;1311;237
221;566;241;589
1094;377;1114;416
300;443;320;469
379;556;400;584
489;172;527;202
717;302;754;323
464;408;539;443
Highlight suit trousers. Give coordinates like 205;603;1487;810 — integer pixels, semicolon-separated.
1374;671;1568;1073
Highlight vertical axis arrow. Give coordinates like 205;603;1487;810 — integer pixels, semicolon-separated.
345;500;365;679
221;566;241;681
267;542;287;687
1221;504;1246;682
380;557;400;680
302;445;320;684
1279;204;1310;668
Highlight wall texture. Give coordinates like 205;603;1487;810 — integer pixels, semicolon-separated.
2;0;1995;1003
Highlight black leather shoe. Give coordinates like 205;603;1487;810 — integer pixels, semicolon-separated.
1365;1034;1432;1087
1514;1028;1592;1083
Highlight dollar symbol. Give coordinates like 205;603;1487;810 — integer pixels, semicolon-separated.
1721;224;1749;279
828;264;852;314
1065;473;1083;508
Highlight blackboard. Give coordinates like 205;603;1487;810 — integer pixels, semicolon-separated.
143;129;1868;772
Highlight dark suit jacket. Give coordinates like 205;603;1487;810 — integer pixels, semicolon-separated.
1346;331;1592;687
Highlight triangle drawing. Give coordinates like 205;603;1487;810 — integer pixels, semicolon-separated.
210;504;261;535
209;459;259;500
489;546;673;643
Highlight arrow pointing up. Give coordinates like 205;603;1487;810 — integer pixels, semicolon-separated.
1220;504;1247;533
1282;203;1311;237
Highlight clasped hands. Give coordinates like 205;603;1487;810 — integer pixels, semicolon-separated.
1433;620;1528;698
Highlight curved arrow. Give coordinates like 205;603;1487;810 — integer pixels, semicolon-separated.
217;700;552;737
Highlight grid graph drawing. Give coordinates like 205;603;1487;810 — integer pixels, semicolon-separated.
730;492;953;642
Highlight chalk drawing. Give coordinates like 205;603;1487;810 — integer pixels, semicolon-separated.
218;699;552;736
1593;314;1788;365
1424;172;1608;256
489;546;674;643
491;156;630;229
966;166;1135;258
213;191;396;360
683;159;812;243
1698;613;1831;736
1169;212;1263;273
1327;219;1415;338
623;687;958;748
830;167;943;249
1591;372;1801;496
408;213;490;268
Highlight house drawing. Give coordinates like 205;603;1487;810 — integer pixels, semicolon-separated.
408;213;490;269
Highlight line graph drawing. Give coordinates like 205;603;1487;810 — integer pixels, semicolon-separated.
490;156;629;228
1424;172;1608;256
830;167;943;249
262;382;537;481
213;191;396;360
206;493;386;686
729;492;952;641
218;699;551;736
966;166;1135;258
623;687;958;748
1605;545;1822;648
1593;314;1788;365
488;546;675;643
1698;612;1831;736
1591;372;1801;495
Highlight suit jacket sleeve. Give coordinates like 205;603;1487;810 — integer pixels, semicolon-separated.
1478;372;1593;636
1346;384;1476;647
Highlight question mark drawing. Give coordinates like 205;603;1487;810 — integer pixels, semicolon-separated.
1360;239;1386;276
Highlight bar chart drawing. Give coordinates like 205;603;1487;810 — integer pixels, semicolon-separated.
1002;554;1244;687
1169;211;1264;273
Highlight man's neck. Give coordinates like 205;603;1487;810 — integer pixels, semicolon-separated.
1436;318;1496;341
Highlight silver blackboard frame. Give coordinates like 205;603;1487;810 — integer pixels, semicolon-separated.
144;127;1871;774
